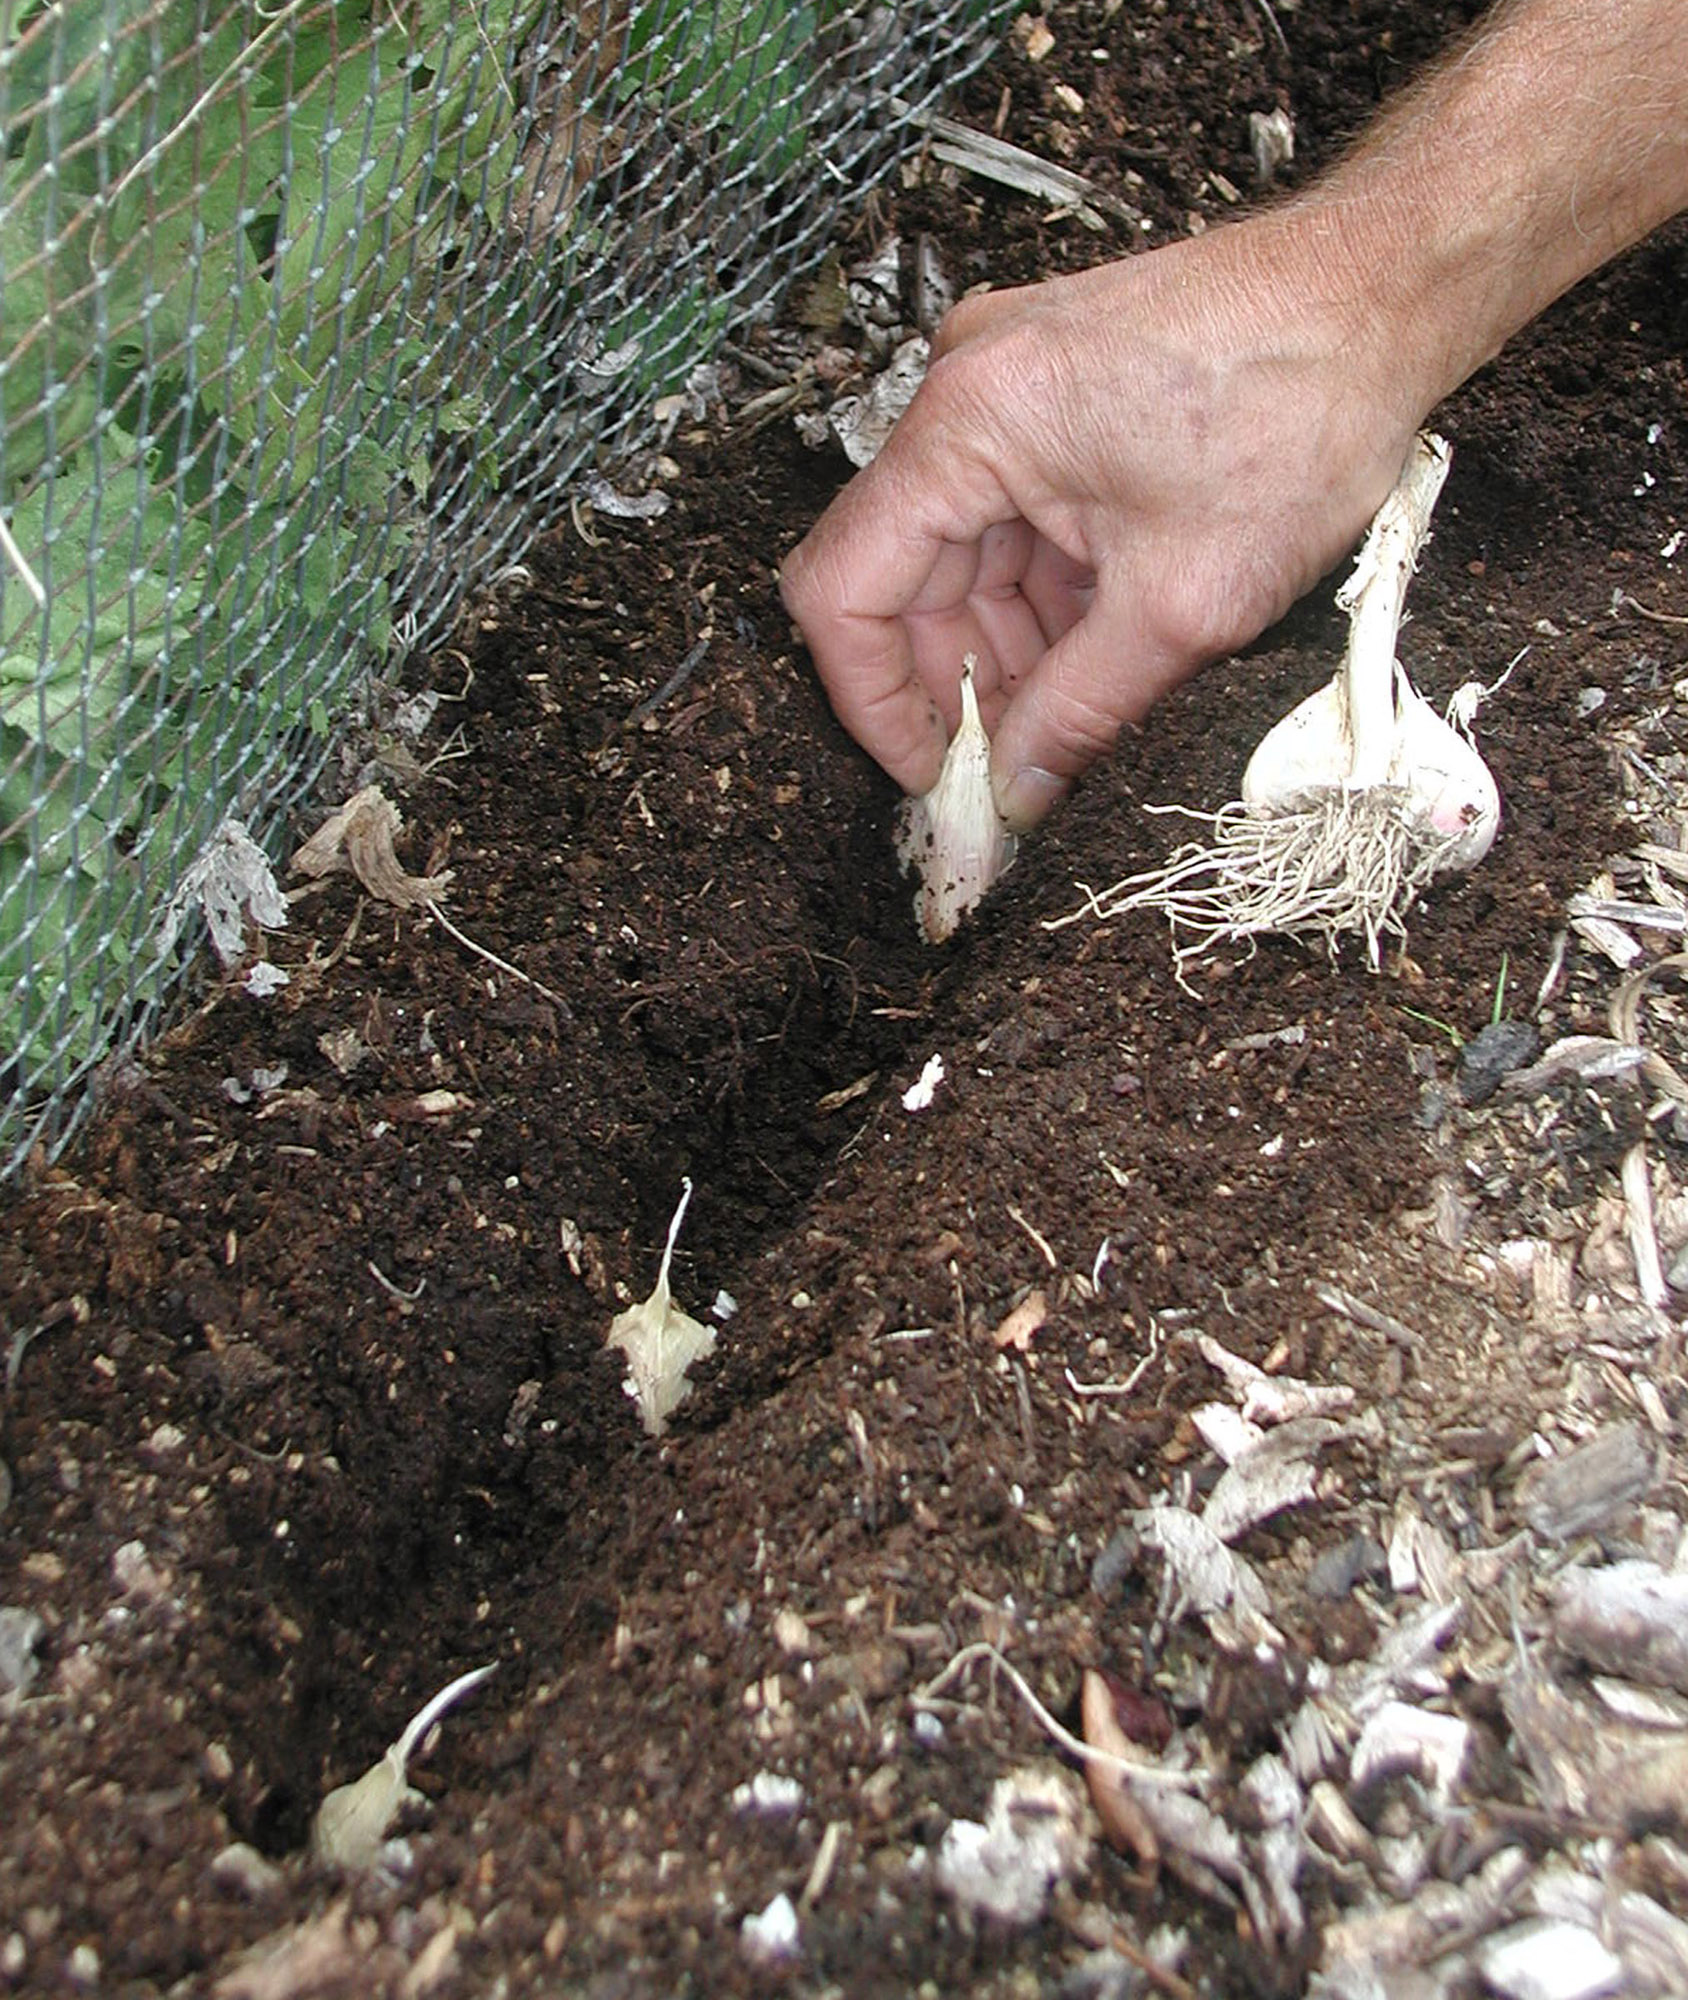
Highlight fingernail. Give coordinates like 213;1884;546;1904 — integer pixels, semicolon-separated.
997;765;1068;833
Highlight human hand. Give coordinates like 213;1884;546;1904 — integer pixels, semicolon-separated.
780;216;1428;830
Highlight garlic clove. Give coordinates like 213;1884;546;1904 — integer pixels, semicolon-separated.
311;1662;497;1869
606;1178;718;1437
1386;673;1500;865
1240;677;1352;816
895;656;1018;944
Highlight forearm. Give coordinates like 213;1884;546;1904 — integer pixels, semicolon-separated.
1283;0;1688;418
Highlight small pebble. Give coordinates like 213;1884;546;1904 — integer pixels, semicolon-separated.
1307;1534;1387;1601
0;1607;45;1695
1458;1019;1541;1105
740;1892;800;1966
209;1843;285;1900
732;1772;803;1818
1090;1528;1137;1599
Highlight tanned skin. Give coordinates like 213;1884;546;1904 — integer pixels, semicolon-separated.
779;0;1688;831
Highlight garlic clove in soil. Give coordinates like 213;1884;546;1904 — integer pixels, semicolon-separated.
311;1662;496;1870
895;655;1018;944
606;1177;718;1437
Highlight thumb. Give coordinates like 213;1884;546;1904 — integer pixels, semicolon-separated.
989;602;1181;831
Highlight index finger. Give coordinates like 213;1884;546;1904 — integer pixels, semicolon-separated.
780;423;1024;795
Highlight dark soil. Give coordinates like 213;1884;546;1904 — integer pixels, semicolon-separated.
3;4;1686;1995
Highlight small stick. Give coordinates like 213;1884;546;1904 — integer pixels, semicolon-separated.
1007;1204;1058;1269
1615;590;1688;628
424;898;570;1011
1105;1929;1203;2000
799;1822;844;1911
367;1260;426;1307
1621;1142;1667;1308
622;633;712;731
0;514;45;608
1064;1351;1156;1398
913;1643;1203;1791
1312;1282;1420;1348
845;1407;877;1533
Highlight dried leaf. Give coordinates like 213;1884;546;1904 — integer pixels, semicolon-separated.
1079;1669;1161;1871
292;785;452;907
606;1179;718;1437
828;335;929;469
168;818;289;965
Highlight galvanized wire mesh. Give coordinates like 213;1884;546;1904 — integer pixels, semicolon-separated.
0;0;1008;1174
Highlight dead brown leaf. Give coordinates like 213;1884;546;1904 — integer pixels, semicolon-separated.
292;786;453;908
1080;1667;1160;1876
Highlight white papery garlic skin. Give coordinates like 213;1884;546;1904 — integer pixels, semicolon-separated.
895;656;1018;944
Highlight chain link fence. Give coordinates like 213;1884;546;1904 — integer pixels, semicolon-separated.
0;0;1008;1175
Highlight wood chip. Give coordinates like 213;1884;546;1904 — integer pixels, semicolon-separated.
1515;1423;1656;1541
991;1288;1049;1351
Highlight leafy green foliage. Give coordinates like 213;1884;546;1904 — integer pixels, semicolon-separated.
0;0;907;1099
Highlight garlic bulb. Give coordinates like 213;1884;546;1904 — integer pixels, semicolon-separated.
895;656;1018;944
1242;432;1500;866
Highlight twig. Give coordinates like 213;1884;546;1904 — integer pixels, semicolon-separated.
883;97;1136;229
424;898;569;1010
1104;1929;1203;2000
1608;951;1688;1107
1621;1142;1667;1308
1064;1352;1157;1398
1615;590;1688;628
367;1260;426;1306
622;634;712;732
799;1822;844;1911
1007;1203;1058;1269
1243;0;1290;58
913;1643;1203;1790
101;0;313;211
845;1406;877;1533
1312;1282;1420;1347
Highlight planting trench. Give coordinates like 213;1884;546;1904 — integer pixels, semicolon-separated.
3;2;1687;1992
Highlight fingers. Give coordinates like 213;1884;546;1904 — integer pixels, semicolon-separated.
988;590;1189;831
780;397;1048;790
780;514;950;797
